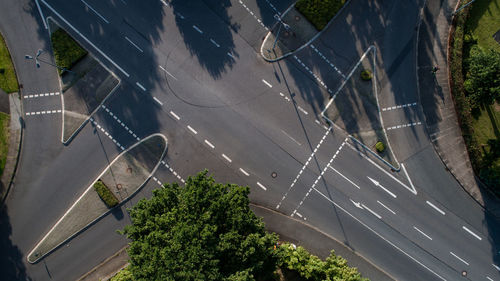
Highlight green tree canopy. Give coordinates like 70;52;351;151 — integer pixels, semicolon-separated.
121;170;278;281
464;47;500;108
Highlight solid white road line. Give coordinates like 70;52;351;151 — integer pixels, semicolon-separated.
450;251;469;266
256;182;267;191
227;52;235;59
239;168;249;176
328;165;361;189
35;0;47;29
401;164;417;194
80;0;109;23
367;177;397;198
153;97;163;106
462;226;482;241
493;263;500;271
262;79;272;88
281;130;301;146
41;0;130;77
486;276;494;281
169;111;180;120
187;125;197;134
210;38;220;47
361;204;382;219
222;154;232;163
124;36;144;53
159;65;177;80
204;139;215;149
426;200;446;215
377;200;396;214
192;25;203;34
135;82;146;91
413;226;433;240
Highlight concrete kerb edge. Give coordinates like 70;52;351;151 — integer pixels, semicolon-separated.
249;203;395;281
27;133;168;263
76;245;129;281
260;0;353;62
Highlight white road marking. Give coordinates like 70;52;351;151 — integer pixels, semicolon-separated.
227;52;235;59
297;106;308;115
222;154;232;163
450;251;469;266
124;36;144;53
80;0;109;23
210;38;220;48
159;65;177;80
159;0;169;7
350;199;362;209
295;212;303;218
41;0;129;77
377;200;396;214
262;79;272;88
382;102;417;111
367;176;397;198
281;130;301;146
401;164;417;194
256;182;267;191
328;165;361;189
413;226;433;240
90;119;124;150
293;55;330;92
486;276;494;281
462;226;482;241
239;168;249;176
361;204;382;219
135;82;146;91
187;125;197;134
24;92;60;99
204;139;215;149
25;110;61;116
426;200;446;215
169;111;180;120
192;25;203;34
35;0;47;29
309;44;345;78
237;0;269;30
386;122;422;131
493;264;500;271
153;97;163;106
161;161;186;183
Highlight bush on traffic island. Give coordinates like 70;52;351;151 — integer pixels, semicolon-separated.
94;180;119;208
375;141;385;153
360;69;372;81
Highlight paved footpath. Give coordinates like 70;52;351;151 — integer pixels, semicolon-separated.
417;0;500;217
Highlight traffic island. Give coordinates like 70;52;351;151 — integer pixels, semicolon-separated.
321;46;399;170
27;134;168;263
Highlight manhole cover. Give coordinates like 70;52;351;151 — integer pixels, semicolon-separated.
116;184;122;190
271;172;277;178
461;271;467;277
126;167;132;173
295;15;300;21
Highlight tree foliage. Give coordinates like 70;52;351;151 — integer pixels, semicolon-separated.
121;170;278;281
464;47;500;108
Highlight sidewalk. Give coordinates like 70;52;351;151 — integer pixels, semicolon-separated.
417;0;500;217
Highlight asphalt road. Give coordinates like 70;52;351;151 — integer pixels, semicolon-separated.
1;0;499;280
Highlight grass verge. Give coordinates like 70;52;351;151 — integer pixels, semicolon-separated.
94;180;119;208
295;0;346;31
0;33;19;93
51;28;87;74
0;112;9;178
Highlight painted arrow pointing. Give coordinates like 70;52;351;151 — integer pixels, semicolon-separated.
367;176;397;198
350;199;363;209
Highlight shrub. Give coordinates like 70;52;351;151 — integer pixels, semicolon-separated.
94;180;119;208
295;0;346;30
375;141;385;153
50;28;87;73
361;69;372;81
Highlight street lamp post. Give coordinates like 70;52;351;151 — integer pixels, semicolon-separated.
25;49;74;73
269;14;290;53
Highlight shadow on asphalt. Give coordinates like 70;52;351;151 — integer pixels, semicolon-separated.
0;205;29;280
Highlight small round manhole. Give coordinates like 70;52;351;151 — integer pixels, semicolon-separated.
271;172;277;178
116;184;122;190
461;271;467;277
295;15;300;21
126;167;132;173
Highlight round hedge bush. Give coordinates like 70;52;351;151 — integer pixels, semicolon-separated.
361;69;372;81
375;141;385;153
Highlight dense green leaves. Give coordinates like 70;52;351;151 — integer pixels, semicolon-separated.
50;28;87;73
122;171;278;281
464;48;500;108
295;0;346;30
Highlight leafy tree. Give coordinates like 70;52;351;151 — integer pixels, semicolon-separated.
464;47;500;108
121;170;278;281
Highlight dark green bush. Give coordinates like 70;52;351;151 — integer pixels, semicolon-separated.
295;0;346;30
361;69;372;81
375;141;385;153
94;180;119;208
50;28;87;73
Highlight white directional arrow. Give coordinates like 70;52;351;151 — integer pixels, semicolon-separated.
350;199;363;209
367;177;397;198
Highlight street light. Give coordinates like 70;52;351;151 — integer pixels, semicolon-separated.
25;49;74;73
269;14;290;53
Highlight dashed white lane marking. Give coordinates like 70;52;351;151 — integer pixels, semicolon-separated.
262;79;272;88
152;176;163;186
328;165;361;189
80;0;109;24
153;97;163;106
281;130;301;146
237;0;269;31
101;105;139;143
187;125;197;134
159;0;170;7
382;102;417;112
309;44;345;78
227;52;235;59
426;200;446;215
493;263;500;271
222;154;232;163
264;0;280;15
210;38;220;48
24;92;60;99
462;226;482;241
297;106;308;115
377;200;396;214
169;111;180;120
386;122;422;131
486;276;494;281
256;182;267;191
159;65;177;80
293;55;333;95
413;226;433;240
204;139;215;149
361;203;382;219
135;82;146;92
449;251;469;266
295;212;302;218
89;117;124;150
124;36;144;53
276;128;331;209
239;168;249;176
192;25;203;34
160;160;185;183
25;109;61;116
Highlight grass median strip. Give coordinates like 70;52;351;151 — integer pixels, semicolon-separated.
0;33;19;93
0;112;9;178
51;28;87;73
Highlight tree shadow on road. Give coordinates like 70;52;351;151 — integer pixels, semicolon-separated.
0;205;29;281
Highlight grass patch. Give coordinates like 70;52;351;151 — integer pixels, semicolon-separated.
93;180;119;208
295;0;346;31
0;112;9;178
0;33;19;93
50;28;88;74
465;0;500;52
